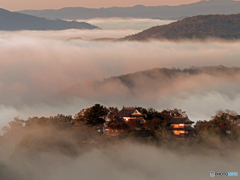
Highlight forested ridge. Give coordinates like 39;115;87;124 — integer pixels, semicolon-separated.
124;14;240;40
1;104;240;179
1;66;240;180
1;104;240;148
69;65;240;96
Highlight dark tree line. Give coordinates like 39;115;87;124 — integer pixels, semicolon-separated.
1;104;240;143
195;110;240;139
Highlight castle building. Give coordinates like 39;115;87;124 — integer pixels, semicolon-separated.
167;117;195;138
103;107;146;137
114;107;146;124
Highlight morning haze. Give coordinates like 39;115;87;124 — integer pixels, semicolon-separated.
1;1;240;180
17;0;240;20
2;0;200;11
1;29;240;129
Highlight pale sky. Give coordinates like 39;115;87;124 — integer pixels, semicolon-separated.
2;0;201;11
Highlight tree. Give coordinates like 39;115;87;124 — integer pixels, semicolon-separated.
195;110;239;136
145;108;159;120
159;109;187;121
49;114;73;130
126;119;141;129
145;118;168;141
75;104;109;126
107;107;118;121
2;117;25;136
24;115;73;130
2;117;25;133
74;109;86;122
136;107;160;120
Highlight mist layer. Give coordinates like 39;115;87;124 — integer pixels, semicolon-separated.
1;29;240;129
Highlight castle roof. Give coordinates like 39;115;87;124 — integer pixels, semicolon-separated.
168;117;194;124
114;107;144;118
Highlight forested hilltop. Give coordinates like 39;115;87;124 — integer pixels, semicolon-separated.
1;66;240;179
1;104;240;154
0;8;98;31
124;14;240;41
68;65;240;99
1;104;239;180
106;65;240;87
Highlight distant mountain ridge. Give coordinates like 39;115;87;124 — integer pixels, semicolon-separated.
0;8;98;31
18;0;240;20
67;65;240;100
123;14;240;41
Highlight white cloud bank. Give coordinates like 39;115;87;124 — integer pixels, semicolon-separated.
2;142;239;180
76;18;175;30
1;29;240;130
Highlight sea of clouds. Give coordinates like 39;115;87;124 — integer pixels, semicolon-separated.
1;140;239;180
76;18;175;30
0;18;240;180
0;19;240;131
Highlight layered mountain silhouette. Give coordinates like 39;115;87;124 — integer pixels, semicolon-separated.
18;0;240;20
67;65;238;100
0;8;98;31
124;14;240;41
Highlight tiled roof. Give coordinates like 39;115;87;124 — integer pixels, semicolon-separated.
114;107;143;117
168;117;194;124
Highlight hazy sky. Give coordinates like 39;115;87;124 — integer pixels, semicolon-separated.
2;0;201;11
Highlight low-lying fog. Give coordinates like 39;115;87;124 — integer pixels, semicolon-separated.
1;19;240;131
1;18;240;180
76;18;175;30
1;139;239;180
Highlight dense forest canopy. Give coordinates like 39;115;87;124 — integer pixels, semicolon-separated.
2;104;240;144
124;14;240;41
0;105;239;180
68;65;240;99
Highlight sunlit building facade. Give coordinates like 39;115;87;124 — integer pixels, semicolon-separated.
167;117;196;138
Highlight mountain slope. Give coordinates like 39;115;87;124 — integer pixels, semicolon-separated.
124;14;240;41
18;0;240;20
66;65;240;102
0;8;98;31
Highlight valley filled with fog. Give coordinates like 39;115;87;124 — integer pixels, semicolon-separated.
76;18;175;30
1;12;240;180
0;18;240;131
